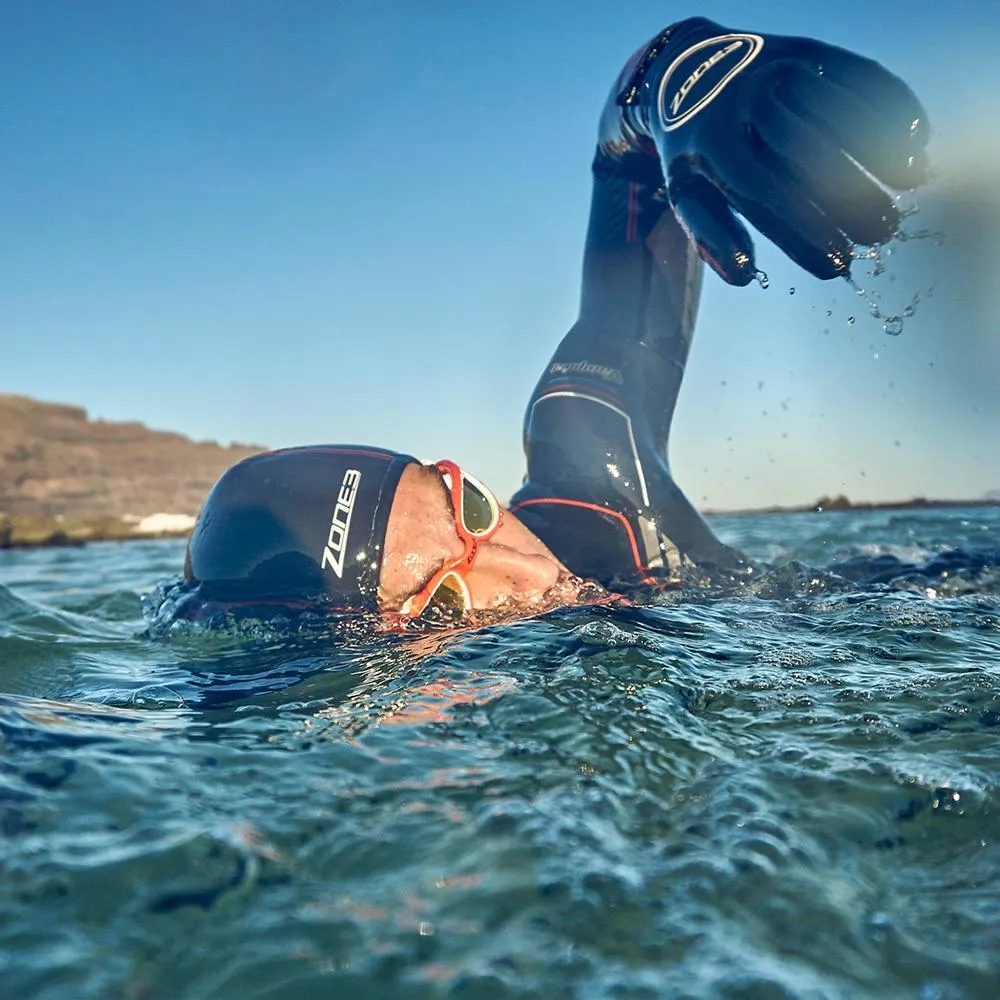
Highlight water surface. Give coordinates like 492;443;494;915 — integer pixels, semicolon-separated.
1;508;999;998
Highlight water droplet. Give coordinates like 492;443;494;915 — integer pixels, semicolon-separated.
883;317;904;336
825;309;832;317
910;117;921;135
847;316;856;326
829;248;849;271
754;270;770;289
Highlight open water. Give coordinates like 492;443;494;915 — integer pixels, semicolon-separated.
1;507;999;999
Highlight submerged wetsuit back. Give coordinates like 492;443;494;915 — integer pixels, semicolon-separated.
509;46;744;587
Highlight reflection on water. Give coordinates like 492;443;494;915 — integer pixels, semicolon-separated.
1;510;999;998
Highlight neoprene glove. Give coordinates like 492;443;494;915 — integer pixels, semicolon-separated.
620;18;930;284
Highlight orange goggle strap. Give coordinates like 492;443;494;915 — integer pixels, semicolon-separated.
400;462;502;617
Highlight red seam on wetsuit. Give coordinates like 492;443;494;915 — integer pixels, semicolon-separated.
509;497;645;572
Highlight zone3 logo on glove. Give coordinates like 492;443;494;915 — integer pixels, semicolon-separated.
659;33;764;131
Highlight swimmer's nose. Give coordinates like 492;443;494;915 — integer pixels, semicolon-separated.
465;513;566;608
476;542;562;589
493;508;567;565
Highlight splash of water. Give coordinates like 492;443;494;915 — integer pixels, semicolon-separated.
827;192;945;337
895;228;945;246
844;273;925;338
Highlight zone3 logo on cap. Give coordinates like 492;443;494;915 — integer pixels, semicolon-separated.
321;468;361;577
658;33;764;132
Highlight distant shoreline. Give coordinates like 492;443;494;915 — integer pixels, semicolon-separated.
705;497;1000;518
3;498;999;551
0;516;193;551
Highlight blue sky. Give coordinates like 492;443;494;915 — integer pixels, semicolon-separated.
2;0;998;509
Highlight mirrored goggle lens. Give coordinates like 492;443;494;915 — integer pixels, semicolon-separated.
459;477;499;535
425;572;471;616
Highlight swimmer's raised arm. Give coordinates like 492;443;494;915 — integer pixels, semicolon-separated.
510;18;929;586
510;126;736;582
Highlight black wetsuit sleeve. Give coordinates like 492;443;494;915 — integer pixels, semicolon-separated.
509;44;744;585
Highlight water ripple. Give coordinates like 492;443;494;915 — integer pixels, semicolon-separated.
0;514;998;997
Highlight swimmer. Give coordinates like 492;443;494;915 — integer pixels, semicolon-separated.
181;18;929;624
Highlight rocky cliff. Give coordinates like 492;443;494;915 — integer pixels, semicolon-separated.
0;394;264;520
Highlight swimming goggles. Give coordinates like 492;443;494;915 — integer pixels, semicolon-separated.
399;460;503;618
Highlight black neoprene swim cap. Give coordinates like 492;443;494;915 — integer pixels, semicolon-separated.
184;445;415;611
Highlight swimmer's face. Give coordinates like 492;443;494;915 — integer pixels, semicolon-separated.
378;463;588;620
